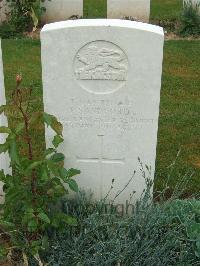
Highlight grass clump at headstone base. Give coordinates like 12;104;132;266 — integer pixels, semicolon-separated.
150;0;182;33
2;39;200;196
151;0;200;36
178;1;200;37
32;188;200;266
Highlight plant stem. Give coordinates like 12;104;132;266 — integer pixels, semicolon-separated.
13;86;37;196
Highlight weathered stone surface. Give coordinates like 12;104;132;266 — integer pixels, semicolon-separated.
107;0;151;22
41;0;83;24
41;19;164;204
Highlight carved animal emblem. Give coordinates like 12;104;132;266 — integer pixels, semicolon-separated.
76;45;127;72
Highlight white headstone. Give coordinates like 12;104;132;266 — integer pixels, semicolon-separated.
107;0;151;22
0;39;9;203
41;0;83;24
41;20;164;204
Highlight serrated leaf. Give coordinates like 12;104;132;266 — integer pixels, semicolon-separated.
51;118;63;135
60;168;80;182
41;168;49;182
47;160;59;176
9;139;19;164
52;135;64;148
66;168;81;178
55;184;65;195
67;179;79;192
50;153;65;162
23;208;35;223
60;214;77;226
43;112;52;126
43;113;63;135
0;126;11;134
42;235;49;250
25;207;34;215
59;168;69;179
44;148;56;157
38;212;50;224
28;219;38;232
52;213;77;228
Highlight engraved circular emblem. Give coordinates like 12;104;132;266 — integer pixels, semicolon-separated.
74;41;128;94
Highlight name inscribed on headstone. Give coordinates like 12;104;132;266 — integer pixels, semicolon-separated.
61;98;154;131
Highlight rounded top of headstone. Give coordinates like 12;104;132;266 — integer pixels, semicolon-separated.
41;19;164;36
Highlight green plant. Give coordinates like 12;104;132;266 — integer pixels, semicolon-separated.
6;0;49;33
38;163;199;266
0;22;23;39
43;194;200;266
178;0;200;36
0;75;80;265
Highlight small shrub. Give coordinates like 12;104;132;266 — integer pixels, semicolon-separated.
178;0;200;37
0;22;23;39
41;187;200;265
6;0;49;34
37;158;199;265
0;75;80;265
157;18;179;33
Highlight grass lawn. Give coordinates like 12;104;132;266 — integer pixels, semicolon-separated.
150;0;183;21
83;0;183;21
1;39;200;196
84;0;107;18
2;40;45;159
156;40;200;195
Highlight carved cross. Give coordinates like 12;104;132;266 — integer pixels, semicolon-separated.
76;134;125;169
76;135;125;196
